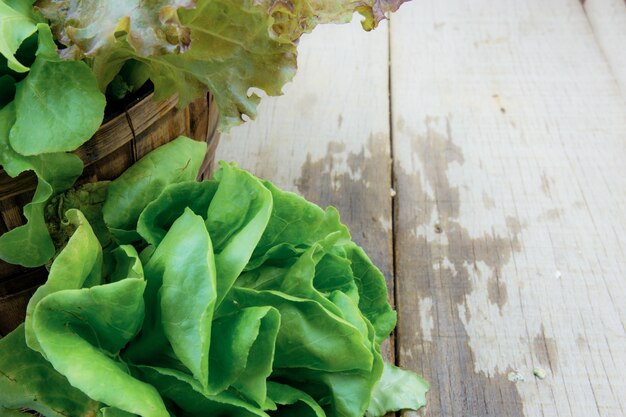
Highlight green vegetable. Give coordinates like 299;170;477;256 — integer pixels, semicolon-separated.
0;137;427;417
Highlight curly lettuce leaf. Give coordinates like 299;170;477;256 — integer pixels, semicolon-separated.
108;244;144;283
223;287;374;373
247;180;350;270
36;0;196;59
345;243;397;343
35;0;408;130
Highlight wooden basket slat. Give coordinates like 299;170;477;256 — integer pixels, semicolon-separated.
80;142;135;184
134;104;190;160
199;95;221;179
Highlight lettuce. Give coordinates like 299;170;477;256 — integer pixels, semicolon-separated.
0;137;427;417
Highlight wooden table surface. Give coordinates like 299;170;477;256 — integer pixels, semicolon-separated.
216;1;626;416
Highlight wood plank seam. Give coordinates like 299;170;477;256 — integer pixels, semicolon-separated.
578;0;626;102
386;17;403;417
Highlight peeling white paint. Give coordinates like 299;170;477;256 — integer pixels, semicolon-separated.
418;297;435;342
377;215;392;233
399;346;414;360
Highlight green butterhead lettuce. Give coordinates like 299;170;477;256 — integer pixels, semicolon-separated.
0;137;428;417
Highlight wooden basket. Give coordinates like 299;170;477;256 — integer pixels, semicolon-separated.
0;91;220;336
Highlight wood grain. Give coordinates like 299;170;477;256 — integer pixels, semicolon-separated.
390;1;626;416
215;20;396;361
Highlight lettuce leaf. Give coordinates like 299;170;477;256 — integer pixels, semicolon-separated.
25;209;103;352
365;362;429;417
0;325;101;417
9;24;106;155
36;0;195;59
102;136;207;243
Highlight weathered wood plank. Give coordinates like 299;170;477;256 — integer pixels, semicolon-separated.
583;0;626;99
390;1;626;416
215;20;395;360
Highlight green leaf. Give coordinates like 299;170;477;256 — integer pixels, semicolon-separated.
267;382;326;417
36;0;195;59
365;362;429;417
138;366;270;417
101;407;138;417
206;162;273;306
103;136;207;242
25;209;103;352
9;24;105;155
105;59;151;99
32;279;170;417
0;103;83;267
223;287;373;373
157;208;217;392
137;180;218;246
345;243;397;343
108;244;144;282
247;181;350;270
0;408;32;416
209;306;280;405
313;249;359;303
0;325;101;417
272;360;384;417
0;0;37;72
237;241;351;322
125;208;217;392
